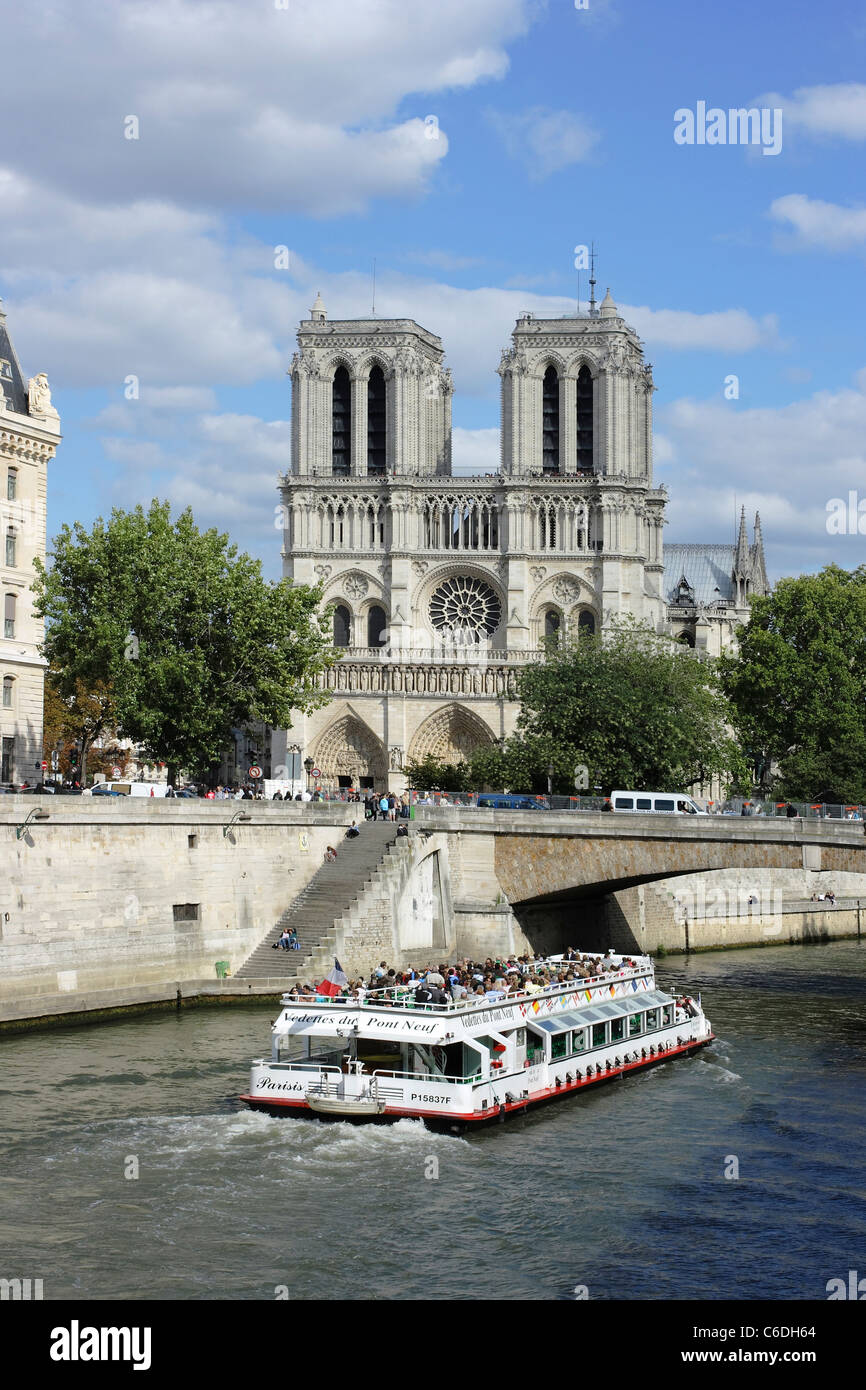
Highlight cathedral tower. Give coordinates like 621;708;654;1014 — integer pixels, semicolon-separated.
274;292;668;793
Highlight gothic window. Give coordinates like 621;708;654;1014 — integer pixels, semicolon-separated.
429;576;501;642
576;365;594;471
367;605;387;647
2;676;12;708
677;630;696;648
4;593;15;638
578;610;596;635
332;366;351;476
544;610;561;647
542;366;559;474
6;469;17;501
333;604;351;647
5;529;16;567
367;365;386;475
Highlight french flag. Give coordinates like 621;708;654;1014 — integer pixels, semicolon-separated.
319;958;349;997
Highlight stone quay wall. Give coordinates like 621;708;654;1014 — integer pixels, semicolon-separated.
0;798;356;1025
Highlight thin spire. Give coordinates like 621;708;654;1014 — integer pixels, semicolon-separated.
734;505;749;572
588;242;597;317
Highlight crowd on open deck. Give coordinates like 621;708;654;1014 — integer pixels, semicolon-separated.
283;949;644;1007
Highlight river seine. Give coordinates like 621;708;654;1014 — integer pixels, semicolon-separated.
2;940;864;1301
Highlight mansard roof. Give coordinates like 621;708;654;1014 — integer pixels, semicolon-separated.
0;299;29;415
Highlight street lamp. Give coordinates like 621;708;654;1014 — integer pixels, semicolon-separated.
223;810;252;838
304;756;313;794
16;808;50;841
547;763;554;798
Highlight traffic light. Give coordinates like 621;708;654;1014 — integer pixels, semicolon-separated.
69;747;79;769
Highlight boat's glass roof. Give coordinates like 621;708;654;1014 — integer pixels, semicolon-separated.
531;990;673;1032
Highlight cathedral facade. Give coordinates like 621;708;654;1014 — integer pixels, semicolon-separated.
273;291;767;794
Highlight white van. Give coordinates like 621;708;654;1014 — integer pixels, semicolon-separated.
109;781;169;798
610;791;706;814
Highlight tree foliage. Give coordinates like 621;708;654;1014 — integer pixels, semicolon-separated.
34;501;336;782
480;619;744;794
721;565;866;801
403;754;470;792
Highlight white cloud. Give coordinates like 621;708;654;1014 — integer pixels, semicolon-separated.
622;303;781;351
769;193;866;251
452;427;501;474
658;379;866;578
763;82;866;140
0;0;531;213
487;106;600;178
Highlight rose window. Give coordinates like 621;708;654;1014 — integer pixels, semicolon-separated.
428;576;501;641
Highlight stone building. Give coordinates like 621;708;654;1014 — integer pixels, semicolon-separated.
0;301;60;786
273;290;766;794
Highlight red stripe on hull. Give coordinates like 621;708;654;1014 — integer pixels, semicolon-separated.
240;1034;714;1127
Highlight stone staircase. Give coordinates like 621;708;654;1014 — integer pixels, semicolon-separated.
234;821;400;980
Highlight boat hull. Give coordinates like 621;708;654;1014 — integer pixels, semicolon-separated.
240;1032;715;1132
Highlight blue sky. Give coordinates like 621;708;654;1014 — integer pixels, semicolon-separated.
2;0;865;580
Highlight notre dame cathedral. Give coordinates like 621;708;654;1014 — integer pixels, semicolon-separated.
271;289;767;794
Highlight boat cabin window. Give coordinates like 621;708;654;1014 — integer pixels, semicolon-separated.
629;1013;643;1038
526;1030;546;1064
515;1028;526;1048
551;1033;569;1061
571;1027;587;1054
591;1022;607;1048
662;1004;674;1026
610;1016;625;1042
645;1008;659;1030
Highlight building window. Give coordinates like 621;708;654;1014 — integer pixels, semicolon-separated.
332;366;351;476
6;470;17;501
5;530;16;568
576;365;593;471
543;610;561;647
367;605;387;647
578;610;596;635
677;630;696;648
172;903;201;922
333;604;351;648
2;676;12;708
3;593;15;639
1;735;13;782
367;365;386;475
542;365;559;474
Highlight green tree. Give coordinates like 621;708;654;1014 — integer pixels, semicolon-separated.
484;618;744;794
403;754;470;792
34;501;336;785
721;565;866;802
42;670;120;784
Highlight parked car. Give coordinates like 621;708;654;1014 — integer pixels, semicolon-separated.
476;793;550;811
87;785;124;796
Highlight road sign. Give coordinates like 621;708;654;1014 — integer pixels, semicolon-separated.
248;765;262;779
111;766;122;778
41;760;47;770
311;767;322;779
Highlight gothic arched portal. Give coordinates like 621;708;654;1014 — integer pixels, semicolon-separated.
312;714;388;790
408;703;495;766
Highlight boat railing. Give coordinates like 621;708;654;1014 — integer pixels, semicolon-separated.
371;1067;482;1086
291;966;654;1015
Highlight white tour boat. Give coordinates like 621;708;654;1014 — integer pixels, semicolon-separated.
240;951;714;1131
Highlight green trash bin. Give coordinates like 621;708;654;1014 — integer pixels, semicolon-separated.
215;960;230;980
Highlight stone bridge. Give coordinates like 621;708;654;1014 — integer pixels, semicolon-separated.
412;809;866;958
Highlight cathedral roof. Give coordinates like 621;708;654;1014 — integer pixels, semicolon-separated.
0;299;29;415
663;544;738;605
